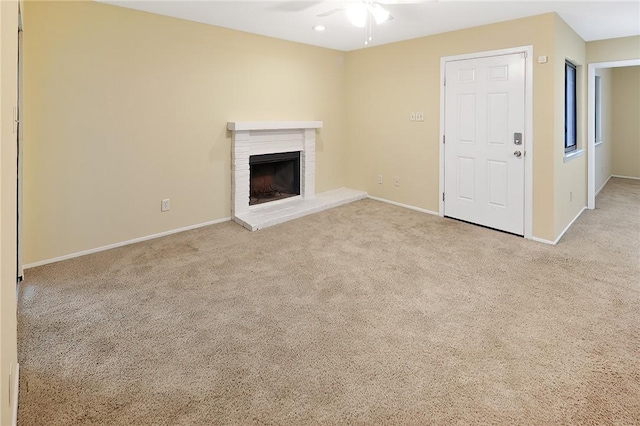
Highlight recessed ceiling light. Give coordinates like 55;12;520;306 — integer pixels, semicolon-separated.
312;25;326;32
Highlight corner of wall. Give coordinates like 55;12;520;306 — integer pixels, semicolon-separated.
529;13;556;242
552;13;587;240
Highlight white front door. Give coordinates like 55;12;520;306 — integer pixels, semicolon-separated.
444;53;526;235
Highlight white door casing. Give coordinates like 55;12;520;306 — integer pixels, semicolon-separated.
444;52;526;235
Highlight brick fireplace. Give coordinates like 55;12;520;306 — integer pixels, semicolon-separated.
228;121;323;227
228;121;366;230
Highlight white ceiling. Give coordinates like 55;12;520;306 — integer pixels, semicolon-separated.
99;0;640;52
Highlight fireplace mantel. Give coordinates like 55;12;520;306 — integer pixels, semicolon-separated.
227;121;323;131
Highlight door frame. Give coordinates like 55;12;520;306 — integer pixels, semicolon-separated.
17;6;23;281
587;58;640;210
439;45;534;240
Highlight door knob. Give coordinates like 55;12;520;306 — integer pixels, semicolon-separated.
514;150;522;158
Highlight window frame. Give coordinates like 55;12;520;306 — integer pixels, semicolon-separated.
565;61;577;153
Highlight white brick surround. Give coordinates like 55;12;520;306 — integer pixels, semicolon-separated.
228;121;323;225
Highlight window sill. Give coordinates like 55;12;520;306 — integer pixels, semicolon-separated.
564;149;585;163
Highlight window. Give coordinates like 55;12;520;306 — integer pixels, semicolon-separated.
565;61;577;153
595;75;602;143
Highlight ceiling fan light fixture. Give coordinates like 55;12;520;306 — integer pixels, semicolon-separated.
346;4;367;28
367;3;390;25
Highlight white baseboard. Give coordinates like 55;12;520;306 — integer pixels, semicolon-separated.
596;175;612;196
367;195;439;216
12;363;19;426
368;195;587;247
23;217;231;269
612;174;640;180
532;206;587;246
530;236;556;245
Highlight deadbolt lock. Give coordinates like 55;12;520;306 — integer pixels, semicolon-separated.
514;132;523;145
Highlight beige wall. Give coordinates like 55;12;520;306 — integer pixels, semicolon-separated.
595;67;613;193
23;1;348;264
0;0;19;424
345;13;557;240
611;66;640;178
553;15;586;237
586;36;640;64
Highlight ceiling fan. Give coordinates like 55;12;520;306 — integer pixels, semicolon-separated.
316;1;403;45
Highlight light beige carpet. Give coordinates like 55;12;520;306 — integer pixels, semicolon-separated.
18;178;640;425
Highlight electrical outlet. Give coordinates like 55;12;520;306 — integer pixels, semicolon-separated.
410;112;416;122
161;199;170;212
416;112;424;121
394;177;400;186
377;175;383;185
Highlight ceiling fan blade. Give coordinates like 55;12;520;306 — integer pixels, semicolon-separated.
366;2;393;25
317;7;347;17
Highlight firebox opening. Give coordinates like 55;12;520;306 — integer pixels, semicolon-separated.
249;151;301;206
